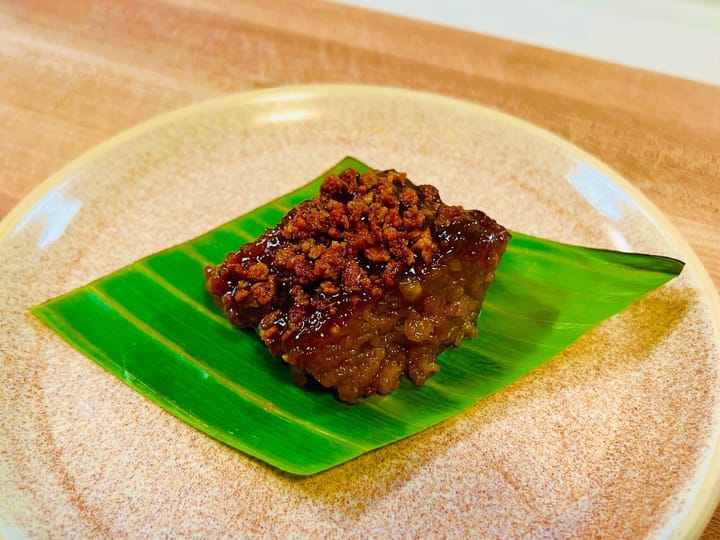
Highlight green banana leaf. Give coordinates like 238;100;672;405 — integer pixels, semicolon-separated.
31;157;684;475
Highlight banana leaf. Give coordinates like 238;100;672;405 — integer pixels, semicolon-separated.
31;157;684;475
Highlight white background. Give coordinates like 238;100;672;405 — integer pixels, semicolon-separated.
334;0;720;86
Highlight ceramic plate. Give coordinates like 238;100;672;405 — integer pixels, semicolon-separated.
1;85;719;539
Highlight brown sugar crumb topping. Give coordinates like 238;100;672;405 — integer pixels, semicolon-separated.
209;170;431;320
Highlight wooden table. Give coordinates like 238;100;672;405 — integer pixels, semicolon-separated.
2;0;719;536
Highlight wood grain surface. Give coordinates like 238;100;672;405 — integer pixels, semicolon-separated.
1;0;719;536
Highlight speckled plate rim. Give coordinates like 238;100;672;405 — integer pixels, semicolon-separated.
1;84;719;539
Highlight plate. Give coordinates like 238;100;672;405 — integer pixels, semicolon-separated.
1;85;719;538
